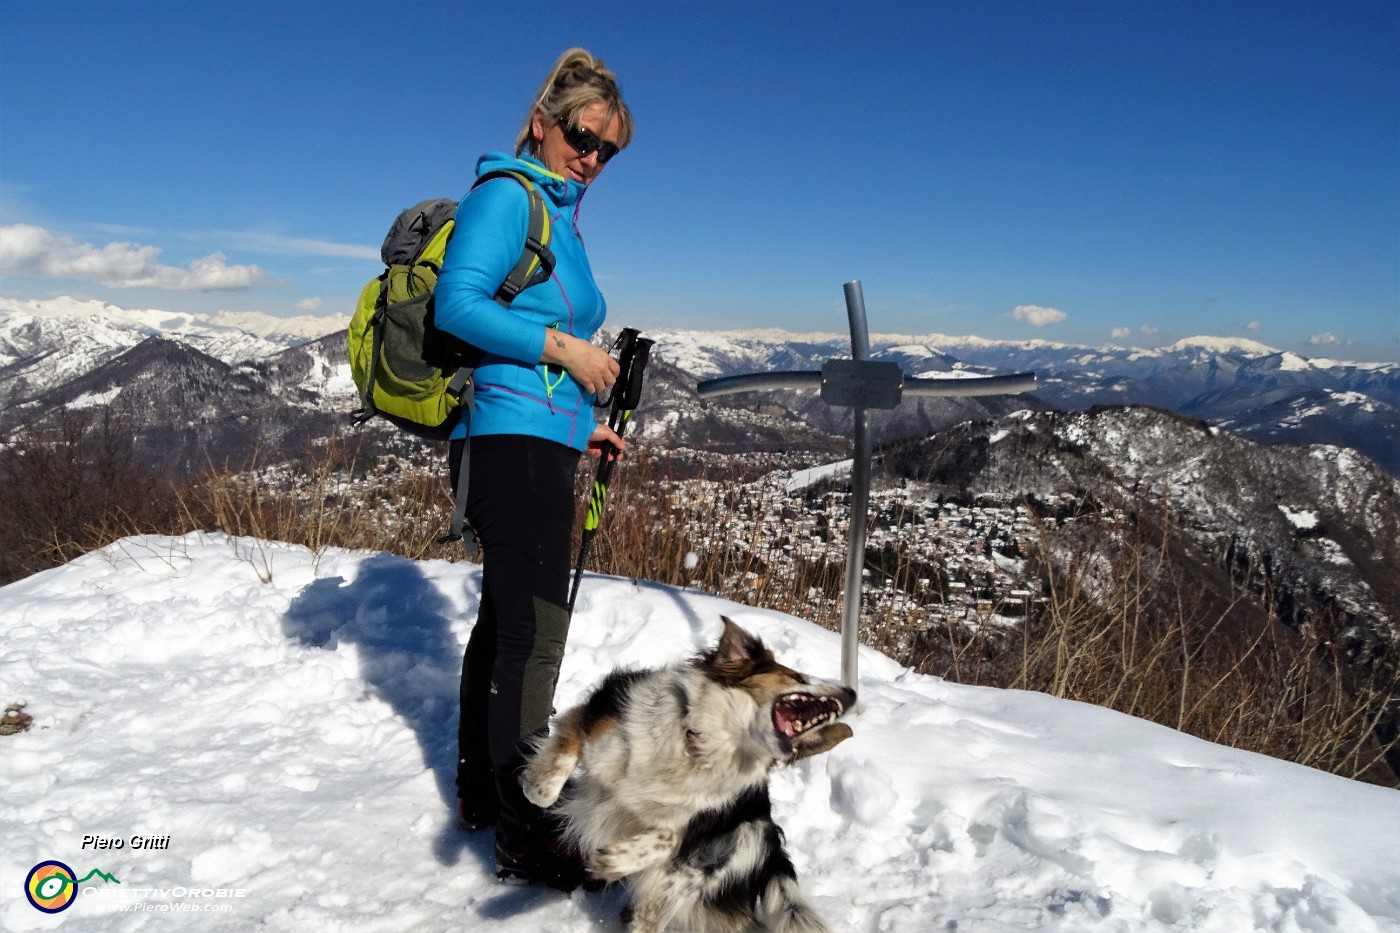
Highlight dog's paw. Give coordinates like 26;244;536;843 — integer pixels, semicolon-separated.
520;755;573;807
627;900;665;933
588;828;676;881
789;721;854;763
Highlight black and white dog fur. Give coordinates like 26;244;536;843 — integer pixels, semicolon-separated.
522;617;856;932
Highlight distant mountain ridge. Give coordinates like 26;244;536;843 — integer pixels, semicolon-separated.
642;327;1399;474
0;296;349;364
1;297;1396;475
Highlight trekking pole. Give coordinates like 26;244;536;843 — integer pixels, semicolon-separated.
567;328;653;612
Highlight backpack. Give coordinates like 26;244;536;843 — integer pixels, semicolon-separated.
348;170;556;553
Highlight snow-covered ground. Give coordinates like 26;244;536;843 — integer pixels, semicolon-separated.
2;534;1397;932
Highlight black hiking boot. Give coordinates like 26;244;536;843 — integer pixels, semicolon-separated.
493;837;533;886
530;834;592;892
456;761;499;831
456;796;498;832
491;820;599;892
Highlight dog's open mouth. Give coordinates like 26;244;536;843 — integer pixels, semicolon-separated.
772;693;845;739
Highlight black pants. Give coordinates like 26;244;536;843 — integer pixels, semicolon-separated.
453;434;579;847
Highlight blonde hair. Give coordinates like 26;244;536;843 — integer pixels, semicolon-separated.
515;47;634;157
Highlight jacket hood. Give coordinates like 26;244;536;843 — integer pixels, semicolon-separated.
474;151;586;209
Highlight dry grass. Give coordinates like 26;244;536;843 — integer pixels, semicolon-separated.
585;454;1400;787
178;437;465;561
1;421;1395;785
890;510;1400;784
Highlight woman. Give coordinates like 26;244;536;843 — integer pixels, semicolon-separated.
433;48;634;887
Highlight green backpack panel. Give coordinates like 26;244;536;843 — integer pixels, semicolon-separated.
349;171;554;440
350;204;466;437
348;172;555;553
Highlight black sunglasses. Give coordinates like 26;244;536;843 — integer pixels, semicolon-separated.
555;117;620;164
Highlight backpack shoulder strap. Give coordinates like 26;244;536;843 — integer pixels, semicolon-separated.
472;170;557;306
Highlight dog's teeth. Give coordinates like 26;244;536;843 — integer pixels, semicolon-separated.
775;692;847;739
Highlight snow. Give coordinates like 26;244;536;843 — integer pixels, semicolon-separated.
321;362;358;398
1280;506;1320;530
3;533;1399;932
784;459;852;493
65;388;124;410
1307;537;1354;567
1166;336;1280;357
0;297;345;345
206;310;350;344
641;409;681;439
0;298;345;364
908;368;992;380
1326;390;1379;412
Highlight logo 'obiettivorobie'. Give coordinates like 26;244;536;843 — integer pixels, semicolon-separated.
24;860;121;913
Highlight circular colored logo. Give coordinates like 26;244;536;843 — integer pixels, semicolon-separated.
25;861;78;913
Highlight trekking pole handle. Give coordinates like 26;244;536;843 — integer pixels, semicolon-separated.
602;330;651;435
619;338;653;411
596;328;639;412
613;329;640;390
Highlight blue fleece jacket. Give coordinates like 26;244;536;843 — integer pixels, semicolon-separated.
433;151;607;450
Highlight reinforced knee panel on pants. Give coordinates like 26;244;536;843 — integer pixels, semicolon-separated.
520;596;571;739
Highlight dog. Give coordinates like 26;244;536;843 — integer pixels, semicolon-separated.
522;617;856;932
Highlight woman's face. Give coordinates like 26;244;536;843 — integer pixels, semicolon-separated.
532;101;622;186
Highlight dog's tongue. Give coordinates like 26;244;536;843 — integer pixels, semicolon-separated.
774;703;803;739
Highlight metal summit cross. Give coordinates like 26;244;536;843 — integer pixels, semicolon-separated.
696;281;1037;690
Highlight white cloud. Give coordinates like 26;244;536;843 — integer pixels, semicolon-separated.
1110;327;1132;340
296;297;324;311
1246;321;1261;331
1010;304;1067;327
1309;332;1340;347
221;231;378;261
0;223;264;290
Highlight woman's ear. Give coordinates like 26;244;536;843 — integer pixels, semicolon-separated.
530;108;547;144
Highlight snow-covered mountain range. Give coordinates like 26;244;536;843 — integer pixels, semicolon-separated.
0;296;347;357
643;326;1400;473
1;296;1396;474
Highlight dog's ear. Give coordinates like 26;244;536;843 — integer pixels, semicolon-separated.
716;617;766;666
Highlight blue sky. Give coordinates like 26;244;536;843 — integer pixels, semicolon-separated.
2;0;1397;359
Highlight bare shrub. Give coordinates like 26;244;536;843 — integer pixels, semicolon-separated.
0;409;183;585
